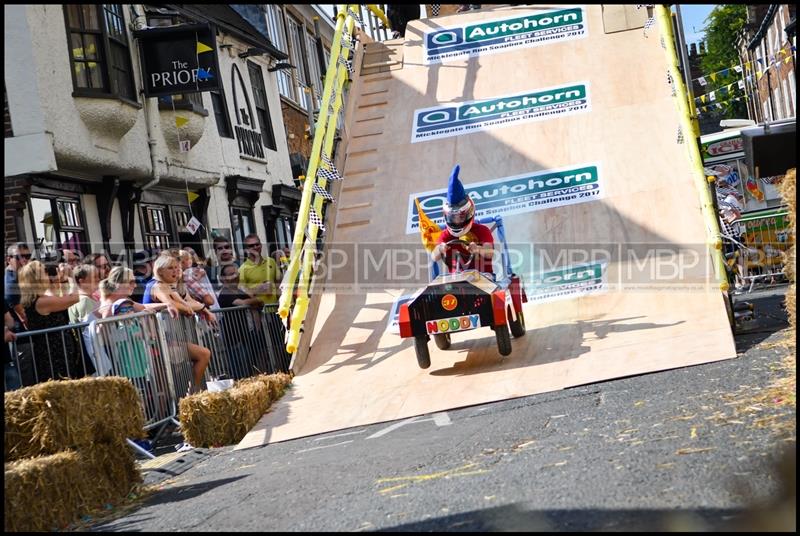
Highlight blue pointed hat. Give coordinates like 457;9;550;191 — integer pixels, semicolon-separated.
446;165;466;205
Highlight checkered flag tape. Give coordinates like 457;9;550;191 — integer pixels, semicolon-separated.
312;182;335;202
635;4;654;9
317;166;342;182
643;16;656;36
338;56;354;74
348;8;364;27
309;207;325;231
676;125;684;144
431;4;440;16
341;33;352;49
320;151;336;170
667;71;676;96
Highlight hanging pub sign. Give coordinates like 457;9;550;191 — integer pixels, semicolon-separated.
133;23;221;97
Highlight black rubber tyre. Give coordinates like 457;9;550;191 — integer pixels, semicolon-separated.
495;323;512;356
433;333;451;350
508;306;526;338
415;336;431;369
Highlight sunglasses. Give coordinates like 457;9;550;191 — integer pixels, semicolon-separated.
15;254;32;260
245;243;261;249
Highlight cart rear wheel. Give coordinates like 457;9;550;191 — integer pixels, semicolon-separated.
508;306;526;338
433;333;451;350
415;336;431;369
495;324;512;356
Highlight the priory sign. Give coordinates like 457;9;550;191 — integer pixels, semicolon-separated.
134;24;221;97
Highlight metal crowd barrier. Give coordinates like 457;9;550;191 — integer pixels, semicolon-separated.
722;209;793;293
9;321;95;388
6;304;293;456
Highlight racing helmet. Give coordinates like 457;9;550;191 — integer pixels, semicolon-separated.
443;164;475;237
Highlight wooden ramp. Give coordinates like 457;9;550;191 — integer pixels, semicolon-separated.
237;5;736;449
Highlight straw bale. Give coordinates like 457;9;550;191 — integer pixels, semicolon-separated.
5;376;146;462
179;373;293;448
778;169;796;329
4;441;141;532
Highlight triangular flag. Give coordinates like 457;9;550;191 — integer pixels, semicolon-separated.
187;191;200;204
700;94;707;103
726;83;733;91
779;47;787;56
710;72;717;82
197;68;213;80
733;65;742;73
175;116;189;128
786;56;792;64
197;42;213;54
757;58;763;65
311;183;335;202
309;207;325;231
709;91;716;102
721;68;729;77
698;76;707;86
756;70;763;81
414;198;442;253
738;79;745;90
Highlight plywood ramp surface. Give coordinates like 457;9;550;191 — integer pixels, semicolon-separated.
238;5;736;449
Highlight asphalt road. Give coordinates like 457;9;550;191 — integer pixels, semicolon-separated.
90;287;795;532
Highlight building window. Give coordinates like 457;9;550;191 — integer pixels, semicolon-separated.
287;15;311;111
231;206;256;258
247;61;277;151
210;89;233;138
274;215;295;251
265;5;294;101
306;30;324;107
64;4;136;101
29;195;89;258
140;204;172;251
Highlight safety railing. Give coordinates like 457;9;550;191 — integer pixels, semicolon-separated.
279;5;389;355
6;304;293;456
721;208;793;293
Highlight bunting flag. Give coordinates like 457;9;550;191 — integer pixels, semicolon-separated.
175;116;189;128
643;16;656;35
187;191;200;204
312;183;335;202
196;41;213;54
709;91;716;102
414;198;442;253
348;8;364;27
733;65;742;73
745;175;765;201
720;68;729;77
737;79;745;90
700;94;707;104
338;56;354;74
309;207;325;231
759;174;784;185
756;70;764;81
786;56;792;64
197;68;213;80
697;76;707;86
317;167;342;182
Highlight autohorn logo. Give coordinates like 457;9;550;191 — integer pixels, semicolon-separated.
411;82;590;143
424;7;587;65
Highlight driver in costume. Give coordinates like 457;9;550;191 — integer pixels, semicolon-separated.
431;165;495;277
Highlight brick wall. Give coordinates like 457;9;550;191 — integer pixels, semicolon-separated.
282;100;313;158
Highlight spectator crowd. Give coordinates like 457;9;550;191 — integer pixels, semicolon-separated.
4;236;291;393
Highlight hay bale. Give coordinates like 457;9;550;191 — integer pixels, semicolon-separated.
778;169;796;329
179;373;293;448
4;441;142;532
5;377;146;462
